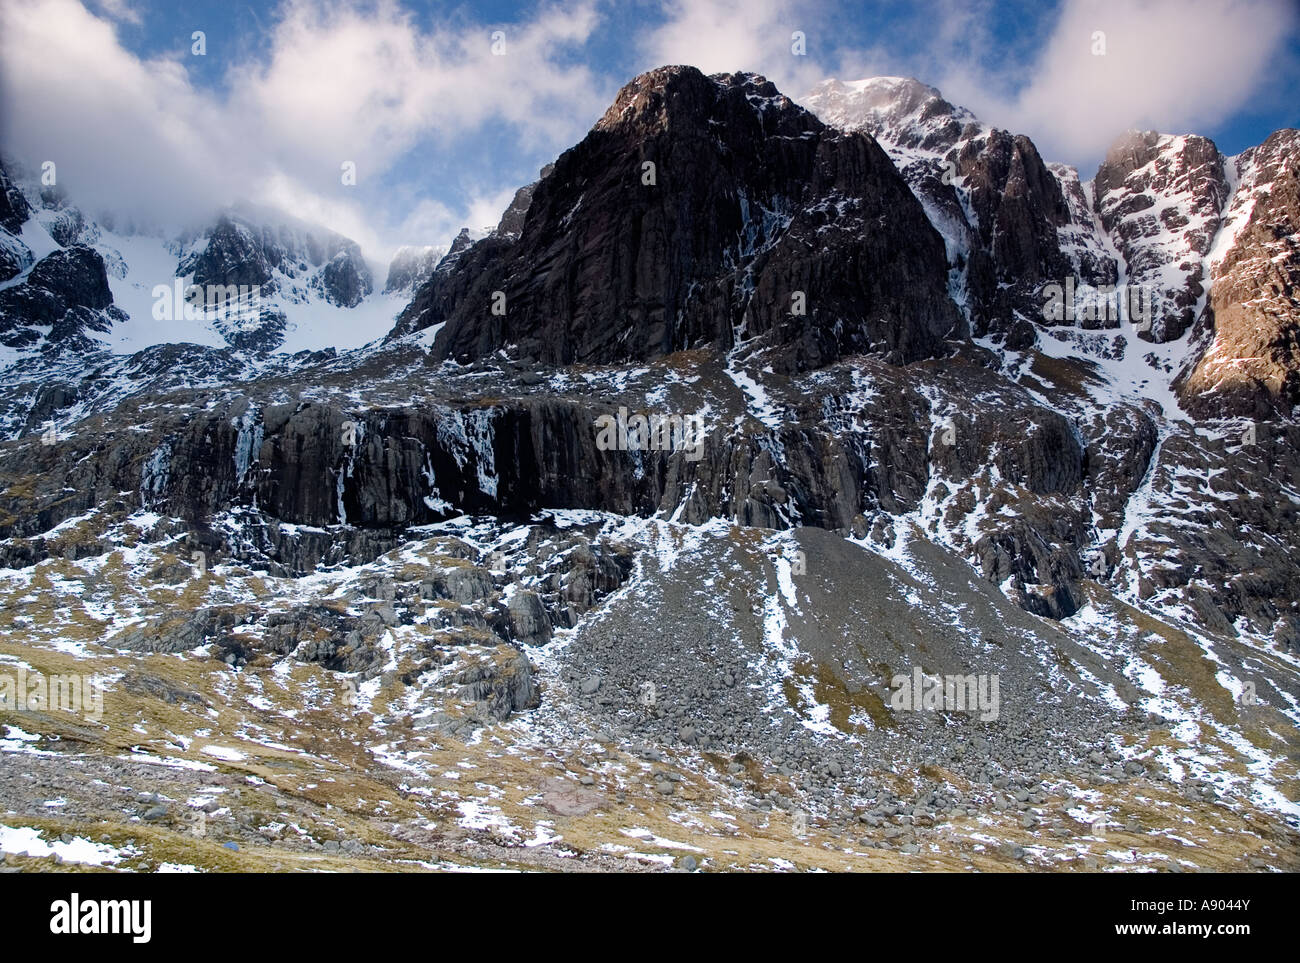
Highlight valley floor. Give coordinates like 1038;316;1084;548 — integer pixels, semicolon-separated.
2;511;1295;873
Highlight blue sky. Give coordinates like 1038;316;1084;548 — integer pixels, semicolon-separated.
2;0;1297;263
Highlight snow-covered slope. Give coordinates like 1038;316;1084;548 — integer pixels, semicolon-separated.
0;163;411;359
801;76;1300;425
1093;130;1229;343
801;77;1117;344
105;223;410;355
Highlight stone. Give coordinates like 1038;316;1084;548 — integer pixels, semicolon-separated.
540;777;604;816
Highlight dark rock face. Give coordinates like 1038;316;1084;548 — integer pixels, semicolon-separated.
1177;129;1300;416
0;346;1107;623
1093;130;1229;342
391;66;960;371
184;215;274;291
452;651;541;722
21;382;79;436
0;161;31;235
952;129;1078;340
492;163;554;240
0;231;34;284
317;248;372;307
493;179;538;240
214;308;289;354
26;246;112;308
0;245;118;349
179;212;375;310
0;161;35;283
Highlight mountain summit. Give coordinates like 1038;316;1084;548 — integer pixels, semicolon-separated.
390;66;961;370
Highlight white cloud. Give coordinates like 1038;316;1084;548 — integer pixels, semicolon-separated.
1;0;231;225
636;0;829;95
225;0;607;180
2;0;1294;264
90;0;140;25
991;0;1298;165
843;0;1298;170
0;0;609;258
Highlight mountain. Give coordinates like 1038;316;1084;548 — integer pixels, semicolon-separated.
0;66;1296;874
802;77;1300;420
1177;128;1300;416
802;77;1117;348
383;245;445;294
1091;130;1228;343
0;160;407;359
390;67;961;371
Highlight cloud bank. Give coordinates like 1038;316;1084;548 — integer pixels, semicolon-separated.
0;0;609;256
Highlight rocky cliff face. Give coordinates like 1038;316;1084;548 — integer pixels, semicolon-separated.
1176;128;1300;416
0;161;32;237
1093;130;1229;342
0;161;35;282
801;77;1116;347
178;210;375;309
391;67;962;371
0;244;123;352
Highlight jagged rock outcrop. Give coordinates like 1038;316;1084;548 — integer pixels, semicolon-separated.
0;245;122;350
0;160;31;235
0;161;34;283
954;129;1080;338
179;212;374;307
452;650;541;721
802;77;1116;346
1093;130;1229;342
316;248;372;307
493;164;553;239
25;245;113;309
184;215;275;291
0;229;32;284
390;66;961;371
1177;128;1300;416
